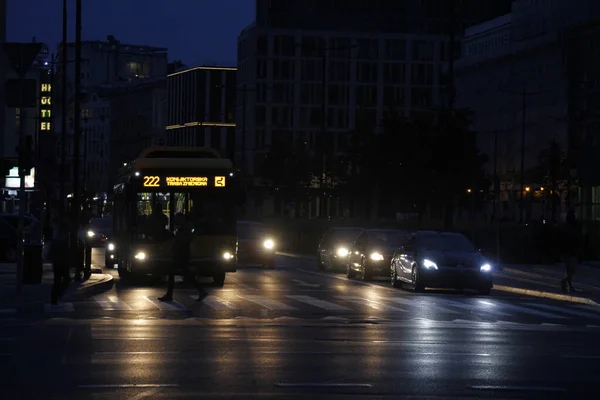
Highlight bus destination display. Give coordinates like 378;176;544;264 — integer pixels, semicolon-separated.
143;176;226;188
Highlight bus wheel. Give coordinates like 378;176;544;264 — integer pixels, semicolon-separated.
213;271;226;287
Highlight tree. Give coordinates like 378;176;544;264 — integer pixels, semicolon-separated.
262;132;314;188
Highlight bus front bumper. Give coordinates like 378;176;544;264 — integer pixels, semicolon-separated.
131;257;237;275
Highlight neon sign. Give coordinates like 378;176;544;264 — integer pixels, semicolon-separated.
40;83;52;131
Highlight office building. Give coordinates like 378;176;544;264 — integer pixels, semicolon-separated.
166;66;236;161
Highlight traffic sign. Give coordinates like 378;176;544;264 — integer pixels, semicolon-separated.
2;43;43;77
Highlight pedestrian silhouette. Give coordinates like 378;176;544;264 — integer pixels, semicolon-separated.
158;213;207;302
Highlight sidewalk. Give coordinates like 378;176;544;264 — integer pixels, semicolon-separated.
0;263;113;307
494;263;600;306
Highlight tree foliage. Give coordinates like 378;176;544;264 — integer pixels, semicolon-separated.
261;132;314;188
336;108;488;223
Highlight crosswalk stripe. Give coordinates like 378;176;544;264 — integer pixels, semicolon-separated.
93;296;134;311
142;296;188;311
526;303;600;320
45;303;74;312
336;296;405;312
442;299;513;316
285;295;352;311
496;302;567;319
383;297;461;314
198;295;237;310
236;295;297;310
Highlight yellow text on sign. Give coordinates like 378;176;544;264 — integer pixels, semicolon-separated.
166;177;208;187
143;176;160;187
214;176;226;187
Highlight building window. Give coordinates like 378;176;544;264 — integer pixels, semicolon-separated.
257;35;268;56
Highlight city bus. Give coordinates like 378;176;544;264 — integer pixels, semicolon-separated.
111;146;243;286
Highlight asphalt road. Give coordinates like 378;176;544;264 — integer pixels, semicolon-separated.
1;249;599;399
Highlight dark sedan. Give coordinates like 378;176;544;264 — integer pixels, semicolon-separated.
391;231;493;294
346;229;411;280
85;218;113;247
317;227;363;271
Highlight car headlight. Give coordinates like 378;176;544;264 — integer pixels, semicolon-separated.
336;247;349;257
134;252;146;260
423;259;438;270
263;239;274;249
370;252;384;261
107;243;115;251
480;263;492;272
87;230;95;237
223;252;234;260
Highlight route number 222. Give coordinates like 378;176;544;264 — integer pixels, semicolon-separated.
143;176;160;187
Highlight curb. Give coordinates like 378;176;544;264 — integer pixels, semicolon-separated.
493;284;600;306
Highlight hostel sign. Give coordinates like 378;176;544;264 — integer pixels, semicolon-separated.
40;83;52;131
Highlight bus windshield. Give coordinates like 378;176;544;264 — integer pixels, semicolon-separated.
134;191;235;241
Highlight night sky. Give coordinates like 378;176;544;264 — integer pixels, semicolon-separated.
7;0;255;66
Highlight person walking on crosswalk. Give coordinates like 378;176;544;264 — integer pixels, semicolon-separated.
49;219;71;305
158;213;207;302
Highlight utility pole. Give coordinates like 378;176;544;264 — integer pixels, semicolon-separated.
499;87;544;224
71;0;83;280
59;0;67;219
493;130;500;269
519;91;526;224
447;0;457;111
240;84;250;174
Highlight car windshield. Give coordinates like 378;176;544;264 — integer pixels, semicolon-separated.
238;224;266;239
368;231;409;247
419;234;476;253
332;229;361;242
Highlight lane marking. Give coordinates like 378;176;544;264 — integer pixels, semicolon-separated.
297;269;385;290
497;302;568;319
562;355;600;359
93;295;134;311
260;351;332;355
469;385;566;393
95;352;180;355
443;299;512;316
276;383;373;388
383;297;461;314
197;295;237;310
528;303;600;319
129;388;162;399
336;296;405;312
226;276;255;290
79;384;179;389
236;295;297;311
45;303;74;313
418;352;491;357
142;296;188;311
285;295;352;311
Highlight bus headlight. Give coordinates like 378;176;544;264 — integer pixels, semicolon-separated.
107;243;115;251
263;239;274;249
87;230;95;237
134;252;146;260
223;252;233;260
